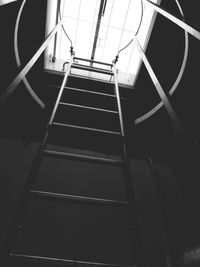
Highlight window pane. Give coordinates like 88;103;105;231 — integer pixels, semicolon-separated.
75;20;95;58
45;0;160;86
109;0;130;29
79;0;100;22
117;30;135;72
59;17;77;60
124;0;143;32
95;26;122;63
63;0;81;18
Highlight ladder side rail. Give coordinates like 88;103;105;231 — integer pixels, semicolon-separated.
2;55;74;260
112;64;138;263
49;55;74;125
112;65;136;219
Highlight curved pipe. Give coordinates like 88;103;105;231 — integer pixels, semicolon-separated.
14;0;45;108
135;0;189;125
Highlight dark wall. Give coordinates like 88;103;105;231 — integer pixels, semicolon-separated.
133;2;200;230
0;0;47;91
135;0;200;144
1;137;192;267
0;1;20;91
0;0;48;141
0;139;38;251
0;140;136;266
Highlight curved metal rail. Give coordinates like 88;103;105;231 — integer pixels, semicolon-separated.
0;19;63;106
14;0;45;109
135;0;190;125
143;0;200;40
133;33;184;134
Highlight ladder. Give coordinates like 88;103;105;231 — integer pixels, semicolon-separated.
3;55;139;267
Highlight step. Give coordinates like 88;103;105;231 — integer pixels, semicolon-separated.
64;86;116;97
69;73;114;85
55;103;120;132
45;84;131;102
48;123;122;156
45;84;116;98
9;253;136;267
74;57;113;67
61;90;118;111
30;190;128;208
71;63;113;76
43;71;134;99
44;149;123;166
59;102;118;114
52;122;121;136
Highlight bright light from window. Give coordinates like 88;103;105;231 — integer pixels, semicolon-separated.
45;0;160;86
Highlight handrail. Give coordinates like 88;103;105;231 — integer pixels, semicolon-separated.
0;19;63;107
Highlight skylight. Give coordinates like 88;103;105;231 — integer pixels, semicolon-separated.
45;0;160;86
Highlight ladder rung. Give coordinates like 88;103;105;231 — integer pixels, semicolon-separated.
71;64;114;75
45;84;130;101
74;57;113;67
69;73;114;84
65;86;116;97
52;122;121;135
46;84;116;97
10;253;136;267
30;190;128;207
59;102;118;114
44;149;124;166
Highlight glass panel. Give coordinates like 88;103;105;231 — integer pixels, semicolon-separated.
45;0;160;86
124;0;143;32
75;20;95;58
58;0;100;61
108;0;130;29
96;26;122;63
63;0;81;18
79;0;100;22
100;0;114;26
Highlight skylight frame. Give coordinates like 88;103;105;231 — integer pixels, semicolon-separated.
45;0;161;87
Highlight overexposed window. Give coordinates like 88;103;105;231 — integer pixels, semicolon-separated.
45;0;160;86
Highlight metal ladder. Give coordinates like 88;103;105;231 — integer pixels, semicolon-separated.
4;55;138;267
